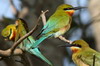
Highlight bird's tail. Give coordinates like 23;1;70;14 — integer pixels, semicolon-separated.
32;34;53;48
28;48;53;66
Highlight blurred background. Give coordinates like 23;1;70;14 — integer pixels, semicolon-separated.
0;0;100;66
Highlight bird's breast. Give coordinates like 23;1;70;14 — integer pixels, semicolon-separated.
54;25;70;38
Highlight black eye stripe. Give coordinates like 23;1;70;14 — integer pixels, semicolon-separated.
63;7;85;10
72;44;82;48
64;8;74;10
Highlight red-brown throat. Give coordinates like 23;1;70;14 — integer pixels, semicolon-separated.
65;10;75;16
71;47;81;53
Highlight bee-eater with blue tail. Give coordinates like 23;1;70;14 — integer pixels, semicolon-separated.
32;4;82;48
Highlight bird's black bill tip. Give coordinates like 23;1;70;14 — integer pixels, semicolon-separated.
73;7;87;10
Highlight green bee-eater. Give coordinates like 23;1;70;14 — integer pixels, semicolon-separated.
60;40;100;66
32;4;82;48
1;19;52;65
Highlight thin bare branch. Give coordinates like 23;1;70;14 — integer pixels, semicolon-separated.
0;48;23;57
41;10;49;25
58;36;72;44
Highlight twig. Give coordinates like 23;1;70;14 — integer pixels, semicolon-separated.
93;54;95;66
58;36;72;44
0;48;23;57
41;10;49;25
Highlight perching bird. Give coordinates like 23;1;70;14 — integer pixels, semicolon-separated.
32;4;82;48
1;19;52;66
60;40;100;66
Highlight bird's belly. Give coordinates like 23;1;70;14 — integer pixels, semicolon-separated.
54;25;70;38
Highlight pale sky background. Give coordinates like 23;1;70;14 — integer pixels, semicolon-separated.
0;0;21;19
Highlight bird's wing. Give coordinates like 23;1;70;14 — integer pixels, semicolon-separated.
79;50;100;66
41;15;71;35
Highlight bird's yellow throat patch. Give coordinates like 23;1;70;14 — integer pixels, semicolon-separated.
65;10;75;16
71;47;81;53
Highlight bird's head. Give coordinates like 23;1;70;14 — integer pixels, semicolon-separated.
1;24;17;41
57;4;84;16
59;40;89;53
70;40;89;53
15;18;29;32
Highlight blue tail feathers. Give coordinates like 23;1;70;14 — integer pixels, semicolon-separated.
32;34;52;48
28;48;52;65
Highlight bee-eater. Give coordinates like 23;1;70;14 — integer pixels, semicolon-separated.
60;40;100;66
1;19;52;66
32;4;82;48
